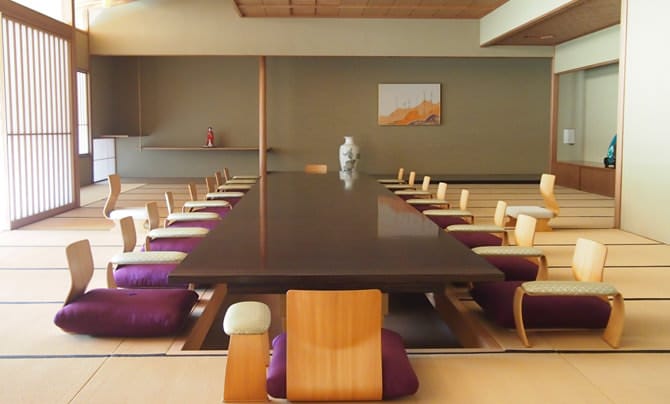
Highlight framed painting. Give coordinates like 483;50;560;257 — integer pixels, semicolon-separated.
378;83;441;126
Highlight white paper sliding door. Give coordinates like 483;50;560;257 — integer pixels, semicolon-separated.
1;15;75;229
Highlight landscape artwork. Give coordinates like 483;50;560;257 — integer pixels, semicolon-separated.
378;83;441;126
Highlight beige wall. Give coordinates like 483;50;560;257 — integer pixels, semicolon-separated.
88;0;552;58
554;26;620;73
620;1;670;243
92;56;551;178
480;0;574;45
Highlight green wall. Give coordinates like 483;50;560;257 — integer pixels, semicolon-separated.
557;63;618;163
91;56;551;178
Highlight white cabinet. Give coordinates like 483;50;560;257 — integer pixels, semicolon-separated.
93;138;116;182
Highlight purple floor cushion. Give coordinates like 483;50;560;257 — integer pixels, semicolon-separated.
142;237;203;254
168;219;220;230
114;263;187;288
427;215;469;228
197;206;231;218
450;231;503;248
54;288;198;337
267;329;419;400
223;197;241;206
485;256;539;281
470;281;611;329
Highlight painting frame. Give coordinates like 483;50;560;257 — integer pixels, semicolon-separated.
378;83;441;126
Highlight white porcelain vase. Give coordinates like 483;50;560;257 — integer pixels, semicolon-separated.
339;136;360;173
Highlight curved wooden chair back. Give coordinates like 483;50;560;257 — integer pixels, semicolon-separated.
304;164;328;174
420;176;431;191
64;239;94;305
286;289;383;401
205;176;217;193
119;216;137;253
223;167;231;182
188;183;199;201
164;191;177;214
458;189;469;210
396;167;405;181
215;171;225;187
435;182;448;200
540;173;560;216
513;214;537;247
146;202;161;230
407;171;416;186
572;238;608;282
103;174;122;218
493;200;508;227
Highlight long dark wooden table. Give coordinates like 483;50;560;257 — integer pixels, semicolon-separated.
169;172;503;292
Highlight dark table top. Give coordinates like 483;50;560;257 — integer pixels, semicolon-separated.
169;172;503;292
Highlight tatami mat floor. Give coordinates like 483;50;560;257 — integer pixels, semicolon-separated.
1;178;669;403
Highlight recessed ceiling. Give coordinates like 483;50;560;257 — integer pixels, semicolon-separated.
232;0;509;19
232;0;621;46
484;0;621;46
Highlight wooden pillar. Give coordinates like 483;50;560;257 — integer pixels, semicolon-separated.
259;56;267;177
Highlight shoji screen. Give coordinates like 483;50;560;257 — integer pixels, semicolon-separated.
1;15;75;228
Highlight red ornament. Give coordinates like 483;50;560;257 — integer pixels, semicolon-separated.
206;127;215;147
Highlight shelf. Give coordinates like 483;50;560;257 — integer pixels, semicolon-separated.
140;146;271;151
98;134;132;138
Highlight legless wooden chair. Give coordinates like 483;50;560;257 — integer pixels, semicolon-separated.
472;214;549;281
506;173;560;231
164;191;220;227
406;182;450;210
222;301;271;402
224;167;260;181
447;200;508;245
144;202;208;253
304;164;328;174
266;290;419;401
384;171;416;190
215;174;254;192
53;239;198;337
215;170;257;185
107;216;188;288
179;185;230;213
513;238;625;348
102;174;147;222
394;175;432;198
202;178;245;202
377;167;405;184
423;189;474;224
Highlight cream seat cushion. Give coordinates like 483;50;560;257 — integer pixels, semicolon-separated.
223;301;271;335
473;246;544;257
447;224;504;232
167;212;220;222
395;190;430;196
148;227;209;239
506;206;555;219
206;191;245;199
424;209;470;216
217;184;252;191
108;207;147;220
110;251;186;265
184;200;230;209
522;280;619;296
407;199;449;205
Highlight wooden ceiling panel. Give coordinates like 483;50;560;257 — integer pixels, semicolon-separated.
232;0;508;19
231;0;620;47
486;0;620;46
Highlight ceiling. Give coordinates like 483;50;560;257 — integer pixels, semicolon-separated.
233;0;509;19
231;0;621;46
